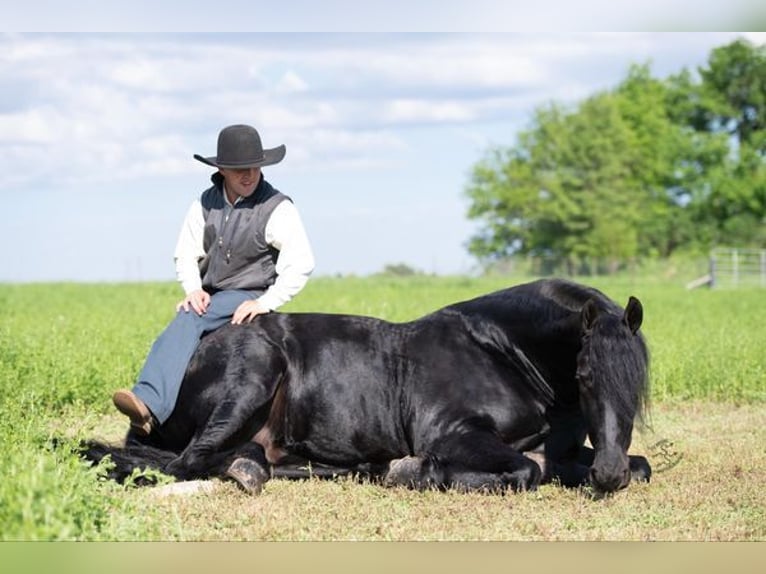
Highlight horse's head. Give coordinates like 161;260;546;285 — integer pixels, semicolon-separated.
576;296;648;494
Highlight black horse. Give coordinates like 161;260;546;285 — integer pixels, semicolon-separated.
82;278;651;495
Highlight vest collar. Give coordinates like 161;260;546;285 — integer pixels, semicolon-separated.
210;171;267;206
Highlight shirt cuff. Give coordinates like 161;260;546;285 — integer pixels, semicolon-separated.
182;278;203;294
256;291;282;312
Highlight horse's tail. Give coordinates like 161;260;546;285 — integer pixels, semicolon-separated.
79;439;178;485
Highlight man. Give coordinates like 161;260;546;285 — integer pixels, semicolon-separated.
112;124;315;435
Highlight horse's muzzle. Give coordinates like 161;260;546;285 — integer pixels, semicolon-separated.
589;460;631;493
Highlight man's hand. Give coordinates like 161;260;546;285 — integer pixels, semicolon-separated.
177;289;211;315
231;300;270;324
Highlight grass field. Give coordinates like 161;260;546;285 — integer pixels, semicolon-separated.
1;275;764;541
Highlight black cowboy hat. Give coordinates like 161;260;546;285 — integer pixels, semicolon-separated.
194;124;286;169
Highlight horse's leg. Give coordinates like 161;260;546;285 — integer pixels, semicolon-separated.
547;459;590;487
163;350;286;484
529;414;594;488
384;430;541;493
385;455;524;493
164;395;271;481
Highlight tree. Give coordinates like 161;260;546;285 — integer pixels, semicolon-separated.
379;262;422;277
690;39;766;247
466;66;697;271
699;39;766;148
465;38;766;272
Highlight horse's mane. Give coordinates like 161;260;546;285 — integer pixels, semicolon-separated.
535;278;614;311
449;310;556;406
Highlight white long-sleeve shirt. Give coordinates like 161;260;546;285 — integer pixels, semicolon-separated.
173;192;315;311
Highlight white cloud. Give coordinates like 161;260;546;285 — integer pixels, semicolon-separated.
283;128;408;172
384;99;477;123
741;33;766;45
276;70;309;93
353;39;546;89
0;32;753;192
110;60;175;91
0;108;61;143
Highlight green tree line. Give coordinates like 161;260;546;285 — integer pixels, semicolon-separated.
465;38;766;274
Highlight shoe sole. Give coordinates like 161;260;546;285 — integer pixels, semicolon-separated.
113;390;153;436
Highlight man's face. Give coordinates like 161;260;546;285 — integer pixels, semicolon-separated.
219;167;261;199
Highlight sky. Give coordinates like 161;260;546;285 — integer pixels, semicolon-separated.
1;24;765;282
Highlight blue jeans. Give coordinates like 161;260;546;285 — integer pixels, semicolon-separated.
132;289;258;423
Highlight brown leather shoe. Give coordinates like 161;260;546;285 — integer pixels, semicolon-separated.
112;389;154;436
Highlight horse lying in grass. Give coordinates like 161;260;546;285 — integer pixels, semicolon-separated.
82;278;651;496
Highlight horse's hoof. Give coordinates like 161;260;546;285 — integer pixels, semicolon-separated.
629;455;652;483
225;457;269;495
510;459;542;492
523;450;550;482
383;456;423;487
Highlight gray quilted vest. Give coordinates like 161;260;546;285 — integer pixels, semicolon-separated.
198;172;290;293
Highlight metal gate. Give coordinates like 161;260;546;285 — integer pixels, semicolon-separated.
710;248;766;288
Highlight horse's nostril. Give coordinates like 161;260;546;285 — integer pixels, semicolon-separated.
590;466;629;493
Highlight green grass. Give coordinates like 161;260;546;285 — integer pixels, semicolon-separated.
0;275;764;540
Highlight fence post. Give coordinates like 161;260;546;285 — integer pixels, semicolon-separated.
761;249;766;288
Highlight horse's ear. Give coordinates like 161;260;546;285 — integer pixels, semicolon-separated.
581;298;601;331
624;296;643;334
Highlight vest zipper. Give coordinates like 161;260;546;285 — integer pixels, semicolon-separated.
219;206;233;264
